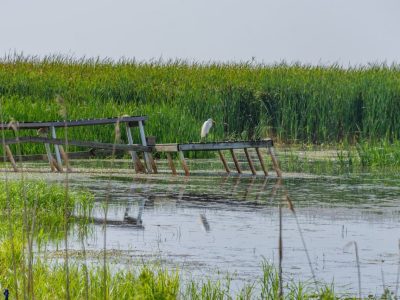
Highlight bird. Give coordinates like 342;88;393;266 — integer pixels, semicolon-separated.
200;118;216;140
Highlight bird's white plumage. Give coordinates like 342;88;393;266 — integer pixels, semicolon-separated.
201;118;214;138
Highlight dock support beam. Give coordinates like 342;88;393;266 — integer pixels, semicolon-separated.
243;148;257;175
268;146;282;177
166;153;177;175
51;126;63;171
255;147;268;176
218;150;230;173
138;120;157;173
44;142;56;172
59;145;72;172
178;151;190;176
229;149;242;174
5;145;18;172
126;125;146;173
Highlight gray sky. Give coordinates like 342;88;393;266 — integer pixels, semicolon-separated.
1;0;399;65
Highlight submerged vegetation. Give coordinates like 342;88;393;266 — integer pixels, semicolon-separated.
0;55;400;165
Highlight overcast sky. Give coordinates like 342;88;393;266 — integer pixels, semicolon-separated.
1;0;399;65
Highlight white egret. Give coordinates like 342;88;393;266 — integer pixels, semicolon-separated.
200;118;216;139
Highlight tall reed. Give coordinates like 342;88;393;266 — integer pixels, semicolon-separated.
1;56;400;157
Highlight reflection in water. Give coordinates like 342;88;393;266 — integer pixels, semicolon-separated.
199;214;211;232
63;173;400;296
123;198;145;226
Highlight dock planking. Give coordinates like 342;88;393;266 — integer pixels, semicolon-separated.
0;116;147;130
177;140;273;151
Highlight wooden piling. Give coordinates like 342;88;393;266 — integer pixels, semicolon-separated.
178;151;190;176
218;150;230;173
166;153;177;175
44;143;56;172
229;149;242;174
5;145;18;172
59;145;72;172
51;157;63;172
51;126;63;168
149;155;158;174
244;148;257;175
138;120;152;173
268;146;282;177
255;147;268;176
126;126;146;173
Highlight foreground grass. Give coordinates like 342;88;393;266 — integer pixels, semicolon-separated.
1;56;400;161
0;180;395;299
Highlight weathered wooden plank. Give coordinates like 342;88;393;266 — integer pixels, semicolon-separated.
244;148;257;175
268;146;282;177
178;151;190;176
126;125;146;173
0;116;148;130
59;145;72;172
51;157;63;172
5;145;18;172
229;149;242;174
44;142;57;172
178;140;273;151
51;126;63;167
166;153;177;175
138;120;152;173
154;144;179;152
2;137;151;152
255;147;268;176
218;150;230;173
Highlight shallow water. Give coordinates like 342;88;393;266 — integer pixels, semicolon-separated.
34;164;398;297
8;158;399;297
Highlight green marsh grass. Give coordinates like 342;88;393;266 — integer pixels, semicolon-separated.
1;56;400;161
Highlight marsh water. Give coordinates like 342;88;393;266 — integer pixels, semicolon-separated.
24;159;400;297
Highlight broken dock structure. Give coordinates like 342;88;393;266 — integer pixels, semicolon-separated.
1;115;282;177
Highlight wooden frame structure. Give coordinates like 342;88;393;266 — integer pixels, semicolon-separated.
155;140;282;177
1;116;282;177
1;116;156;173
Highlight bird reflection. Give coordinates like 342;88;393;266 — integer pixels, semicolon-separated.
199;213;211;232
123;197;146;226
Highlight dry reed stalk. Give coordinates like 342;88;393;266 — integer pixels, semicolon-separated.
284;193;318;289
345;241;362;299
278;200;283;299
58;96;71;300
102;118;121;299
396;239;400;297
9;120;29;300
0;103;19;300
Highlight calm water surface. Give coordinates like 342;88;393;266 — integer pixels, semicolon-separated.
43;165;400;297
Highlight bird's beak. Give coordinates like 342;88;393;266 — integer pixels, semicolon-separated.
212;120;216;124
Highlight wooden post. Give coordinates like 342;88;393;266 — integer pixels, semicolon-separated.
51;126;63;169
268;146;282;177
44;143;56;172
59;145;72;172
166;153;177;175
229;149;242;174
218;150;230;173
5;145;18;172
138;120;152;173
244;148;257;175
126;125;146;173
150;156;158;174
51;157;63;172
178;151;190;176
255;147;268;176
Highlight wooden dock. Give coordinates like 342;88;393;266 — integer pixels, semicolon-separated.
1;116;282;177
